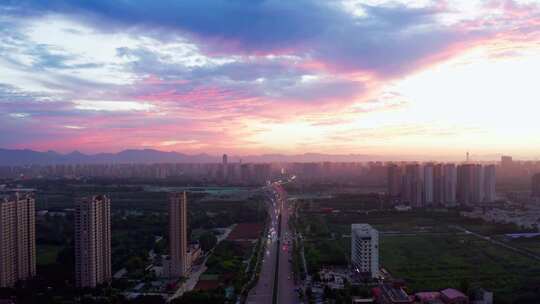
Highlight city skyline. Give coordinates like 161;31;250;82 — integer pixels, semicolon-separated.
1;1;540;157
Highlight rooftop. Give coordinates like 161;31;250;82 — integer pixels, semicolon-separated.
441;288;467;299
381;284;410;303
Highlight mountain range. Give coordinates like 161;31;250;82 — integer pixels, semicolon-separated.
0;148;378;165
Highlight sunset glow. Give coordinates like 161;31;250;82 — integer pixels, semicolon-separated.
1;0;539;159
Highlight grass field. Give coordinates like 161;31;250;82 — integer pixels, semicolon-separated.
36;244;63;265
297;200;540;303
381;235;540;302
503;236;540;255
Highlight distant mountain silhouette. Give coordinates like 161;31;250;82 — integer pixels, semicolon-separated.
0;148;376;165
0;148;217;165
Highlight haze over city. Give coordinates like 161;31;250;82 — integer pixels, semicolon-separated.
1;0;540;158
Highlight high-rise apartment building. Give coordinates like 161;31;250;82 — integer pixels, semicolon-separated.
433;164;444;206
169;192;188;277
0;192;36;288
472;164;485;203
351;224;379;279
457;164;492;205
423;164;434;206
387;164;402;198
222;154;228;181
387;162;493;208
404;164;422;207
484;165;496;202
240;164;251;184
457;164;475;205
532;173;540;198
443;164;457;206
75;195;111;288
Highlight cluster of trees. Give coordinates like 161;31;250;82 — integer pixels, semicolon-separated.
190;200;266;230
304;240;347;274
206;241;246;275
198;231;218;252
111;213;166;275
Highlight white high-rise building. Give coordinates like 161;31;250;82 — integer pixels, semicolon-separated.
484;165;496;202
351;224;379;278
423;164;434;206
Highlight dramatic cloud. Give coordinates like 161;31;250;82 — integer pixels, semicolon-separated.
0;0;539;157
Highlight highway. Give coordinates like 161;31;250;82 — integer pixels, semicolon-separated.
246;182;299;304
275;184;299;304
246;186;279;304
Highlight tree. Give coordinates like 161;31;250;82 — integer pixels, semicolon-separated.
199;232;218;252
460;278;470;295
126;256;144;272
132;295;165;304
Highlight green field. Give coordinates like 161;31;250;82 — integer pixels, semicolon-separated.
381;235;540;302
502;236;540;255
296;199;540;303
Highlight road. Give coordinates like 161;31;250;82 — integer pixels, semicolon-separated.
247;182;299;304
275;184;299;304
246;187;279;304
453;225;540;261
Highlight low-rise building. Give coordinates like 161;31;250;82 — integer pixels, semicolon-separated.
415;291;442;303
373;284;412;304
440;288;469;304
470;288;492;304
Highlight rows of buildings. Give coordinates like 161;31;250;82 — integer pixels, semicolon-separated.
0;190;193;289
387;163;496;207
3;154;540;189
0;161;273;185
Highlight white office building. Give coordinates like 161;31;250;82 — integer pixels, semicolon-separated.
351;224;379;278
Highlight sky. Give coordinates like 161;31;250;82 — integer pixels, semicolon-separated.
1;0;540;159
